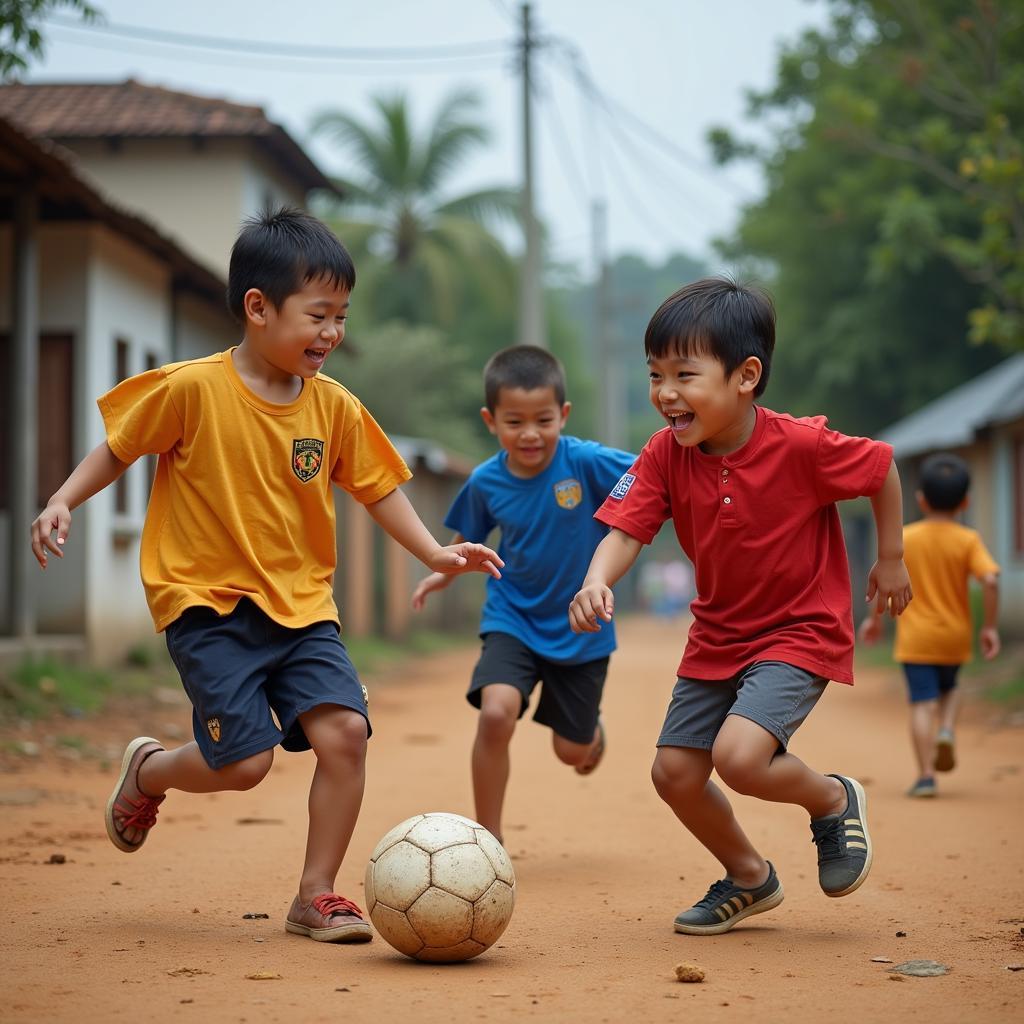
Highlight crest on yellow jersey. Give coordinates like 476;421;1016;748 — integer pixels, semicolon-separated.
293;438;325;483
554;478;582;510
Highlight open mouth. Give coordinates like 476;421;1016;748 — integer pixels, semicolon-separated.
305;348;328;366
666;412;695;431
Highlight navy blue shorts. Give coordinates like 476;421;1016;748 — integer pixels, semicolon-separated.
901;663;960;704
164;599;370;770
468;632;608;745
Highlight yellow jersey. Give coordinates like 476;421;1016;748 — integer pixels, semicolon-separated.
99;349;411;632
895;519;999;665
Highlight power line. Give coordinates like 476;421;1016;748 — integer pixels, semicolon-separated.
47;26;509;77
535;71;591;219
47;13;511;62
549;41;753;201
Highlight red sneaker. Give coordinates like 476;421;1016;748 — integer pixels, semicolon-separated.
286;893;373;943
105;736;165;853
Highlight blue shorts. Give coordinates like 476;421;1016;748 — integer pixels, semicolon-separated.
901;663;960;704
657;660;828;752
164;599;370;770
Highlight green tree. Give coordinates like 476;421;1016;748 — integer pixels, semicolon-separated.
0;0;98;79
710;0;1020;433
312;89;519;329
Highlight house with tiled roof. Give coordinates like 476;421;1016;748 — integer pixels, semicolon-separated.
1;81;475;663
0;79;340;277
880;353;1024;631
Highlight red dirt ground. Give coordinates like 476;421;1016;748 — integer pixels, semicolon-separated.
1;615;1022;1022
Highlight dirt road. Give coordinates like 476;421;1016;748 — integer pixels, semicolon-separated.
2;615;1022;1023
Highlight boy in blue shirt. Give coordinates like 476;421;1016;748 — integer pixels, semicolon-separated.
413;346;635;841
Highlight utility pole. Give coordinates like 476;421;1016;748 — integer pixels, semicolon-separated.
518;2;545;347
592;199;624;448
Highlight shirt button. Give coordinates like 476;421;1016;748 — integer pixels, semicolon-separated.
721;469;729;478
723;496;732;505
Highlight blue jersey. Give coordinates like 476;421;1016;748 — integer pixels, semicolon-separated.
445;435;636;663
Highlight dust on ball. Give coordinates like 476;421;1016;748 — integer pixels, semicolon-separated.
674;962;706;983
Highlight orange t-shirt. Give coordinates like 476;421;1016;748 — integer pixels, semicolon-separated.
895;519;1000;665
98;349;411;632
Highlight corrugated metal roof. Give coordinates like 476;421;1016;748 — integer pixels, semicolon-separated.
881;353;1024;457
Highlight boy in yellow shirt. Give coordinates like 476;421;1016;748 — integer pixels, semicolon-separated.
860;453;999;797
29;208;502;943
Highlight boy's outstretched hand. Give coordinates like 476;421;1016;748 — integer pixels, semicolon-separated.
30;501;72;568
865;556;912;617
427;542;503;579
569;582;614;633
411;572;452;611
857;614;883;645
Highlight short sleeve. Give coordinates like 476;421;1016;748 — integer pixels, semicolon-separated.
330;403;412;503
580;442;638;501
968;534;1000;579
444;476;496;544
593;437;671;544
814;426;892;505
98;369;183;462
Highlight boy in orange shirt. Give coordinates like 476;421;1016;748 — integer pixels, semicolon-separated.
860;453;1000;797
30;208;502;942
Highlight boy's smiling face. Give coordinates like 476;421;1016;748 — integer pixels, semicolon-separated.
648;347;761;456
243;276;350;381
481;385;570;479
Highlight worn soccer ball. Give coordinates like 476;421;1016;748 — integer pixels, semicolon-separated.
365;811;516;962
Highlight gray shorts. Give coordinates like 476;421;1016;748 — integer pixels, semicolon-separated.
657;660;828;751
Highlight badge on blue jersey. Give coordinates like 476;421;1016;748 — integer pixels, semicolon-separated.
553;478;582;509
609;472;635;500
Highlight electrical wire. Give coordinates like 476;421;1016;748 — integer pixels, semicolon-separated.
46;13;511;62
47;25;510;77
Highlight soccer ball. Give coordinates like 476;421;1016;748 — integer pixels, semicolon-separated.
365;811;516;962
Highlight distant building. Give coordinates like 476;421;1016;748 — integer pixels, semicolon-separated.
0;83;471;664
880;353;1024;632
0;79;340;276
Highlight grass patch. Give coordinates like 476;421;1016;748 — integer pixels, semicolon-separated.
344;629;474;675
1;658;114;719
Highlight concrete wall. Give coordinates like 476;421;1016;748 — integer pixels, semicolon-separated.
0;223;90;635
66;138;307;278
80;225;175;661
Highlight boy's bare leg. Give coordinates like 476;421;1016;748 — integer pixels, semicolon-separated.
471;683;521;840
651;746;769;889
937;688;960;737
909;699;939;779
295;705;368;902
122;743;273;845
709;715;848;819
552;731;596;768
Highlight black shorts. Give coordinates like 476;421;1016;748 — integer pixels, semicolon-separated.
468;632;608;745
165;599;370;770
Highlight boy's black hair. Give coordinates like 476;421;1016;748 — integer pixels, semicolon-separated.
227;207;356;323
483;345;566;412
919;452;970;510
645;277;775;397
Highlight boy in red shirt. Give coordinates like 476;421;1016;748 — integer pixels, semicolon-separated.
570;278;911;934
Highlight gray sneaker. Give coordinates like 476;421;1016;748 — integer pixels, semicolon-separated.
810;774;872;897
674;862;784;935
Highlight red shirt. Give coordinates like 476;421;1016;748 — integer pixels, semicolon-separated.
596;406;892;684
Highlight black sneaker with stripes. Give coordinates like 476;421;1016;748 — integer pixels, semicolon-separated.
810;774;873;897
673;861;784;935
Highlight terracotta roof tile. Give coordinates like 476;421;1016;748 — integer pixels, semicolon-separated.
0;80;339;194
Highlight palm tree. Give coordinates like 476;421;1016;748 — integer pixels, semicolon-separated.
311;89;519;326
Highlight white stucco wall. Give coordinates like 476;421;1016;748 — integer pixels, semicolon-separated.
81;225;175;661
0;223;91;634
174;291;237;364
63;138;307;279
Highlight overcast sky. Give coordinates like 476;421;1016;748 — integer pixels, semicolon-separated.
32;0;828;275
